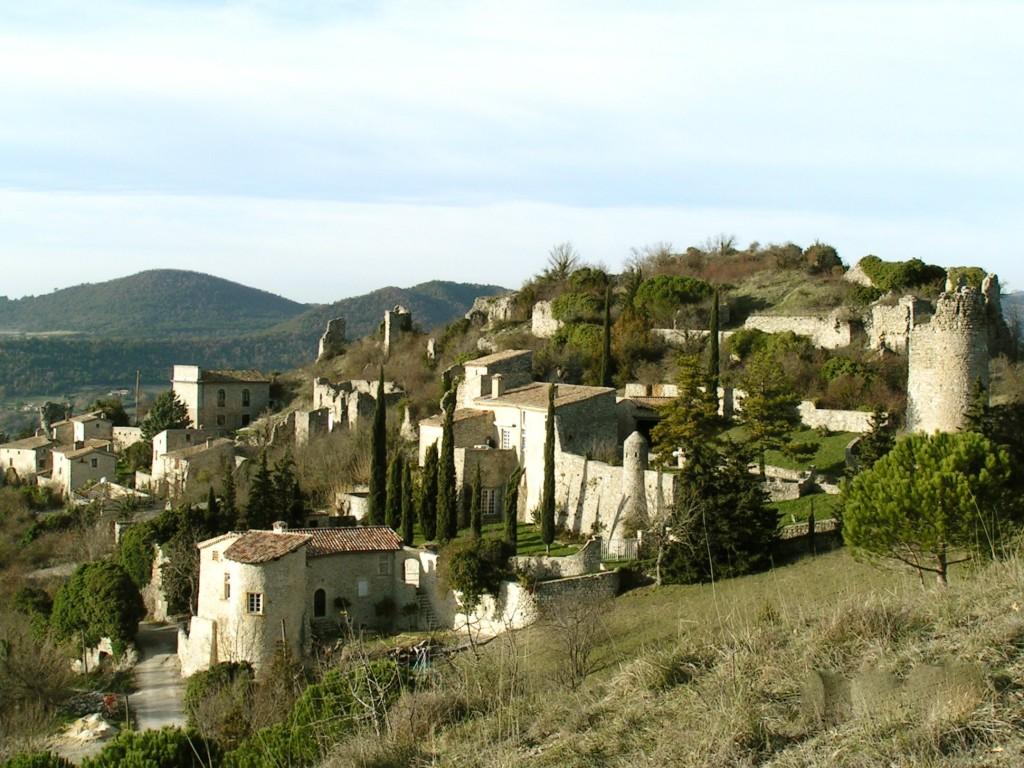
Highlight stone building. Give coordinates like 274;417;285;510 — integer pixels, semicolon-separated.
866;295;926;354
312;378;405;432
48;442;117;497
153;437;235;499
179;525;417;675
906;286;990;434
171;365;271;431
0;435;52;483
50;412;113;446
383;305;413;358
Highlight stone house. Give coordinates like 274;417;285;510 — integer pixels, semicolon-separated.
171;365;271;431
50;412;114;446
154;437;235;499
0;435;53;482
179;525;417;675
48;442;117;497
151;428;219;468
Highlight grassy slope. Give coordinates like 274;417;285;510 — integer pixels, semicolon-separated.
725;426;857;475
423;551;1024;767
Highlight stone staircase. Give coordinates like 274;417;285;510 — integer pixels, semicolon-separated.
416;589;442;631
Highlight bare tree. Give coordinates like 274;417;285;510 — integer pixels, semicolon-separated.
539;594;609;690
645;488;703;587
544;242;580;282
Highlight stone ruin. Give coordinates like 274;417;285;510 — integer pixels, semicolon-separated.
383;305;412;358
317;317;346;361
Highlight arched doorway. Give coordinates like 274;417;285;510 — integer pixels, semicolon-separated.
313;588;326;618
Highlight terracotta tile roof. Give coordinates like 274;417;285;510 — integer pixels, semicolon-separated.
419;408;492;428
465;349;532;368
476;382;614;411
1;435;52;450
290;526;403;557
163;438;234;461
199;369;270;384
223;531;310;563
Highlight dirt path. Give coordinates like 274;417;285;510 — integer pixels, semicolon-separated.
130;622;186;731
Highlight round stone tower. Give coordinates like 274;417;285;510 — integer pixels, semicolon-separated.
622;431;649;527
906;287;989;433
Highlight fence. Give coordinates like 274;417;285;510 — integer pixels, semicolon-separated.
602;538;639;561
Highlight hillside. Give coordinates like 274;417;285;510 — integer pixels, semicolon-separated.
268;280;507;341
0;269;307;338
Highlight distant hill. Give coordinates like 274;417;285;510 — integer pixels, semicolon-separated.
269;280;508;341
1002;291;1024;323
0;269;306;338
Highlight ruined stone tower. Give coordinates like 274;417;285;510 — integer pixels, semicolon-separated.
383;305;412;358
906;287;989;433
317;317;346;361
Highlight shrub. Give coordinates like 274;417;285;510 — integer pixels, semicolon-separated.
50;561;145;655
858;255;946;293
551;292;602;323
1;753;74;768
633;275;713;326
438;538;514;611
184;661;255;721
80;727;219;768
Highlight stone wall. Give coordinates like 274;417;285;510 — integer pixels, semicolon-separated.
317;317;346;361
867;296;923;353
112;427;143;453
294;408;331;447
531;300;563;338
512;537;603;581
141;544;170;622
906;288;989;433
797;402;875;433
743;311;855;349
465;294;518;326
383;306;412;358
652;329;736;347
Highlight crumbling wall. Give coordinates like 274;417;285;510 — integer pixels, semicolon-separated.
531;301;563;338
906;287;989;433
743;311;855;349
867;296;923;353
317;317;346;361
466;293;518;326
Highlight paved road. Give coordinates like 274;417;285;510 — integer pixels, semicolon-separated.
131;622;186;731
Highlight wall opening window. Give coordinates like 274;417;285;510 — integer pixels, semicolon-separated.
357;579;369;597
90;458;98;468
247;592;263;614
241;414;251;426
500;428;513;450
217;389;226;407
377;554;393;576
223;572;230;599
242;389;251;407
481;488;498;518
313;589;326;618
216;415;226;427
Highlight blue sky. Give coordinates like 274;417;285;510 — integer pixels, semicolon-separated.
2;0;1021;302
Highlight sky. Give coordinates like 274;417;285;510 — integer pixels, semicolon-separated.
1;0;1022;302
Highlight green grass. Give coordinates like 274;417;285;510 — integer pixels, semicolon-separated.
410;521;579;557
771;492;841;527
724;425;856;475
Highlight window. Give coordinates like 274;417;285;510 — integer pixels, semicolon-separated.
357;579;369;597
242;389;251;407
377;554;393;576
241;414;251;426
246;592;263;614
211;550;220;561
216;415;226;427
91;458;98;468
481;488;498;518
313;589;326;618
223;572;230;599
499;428;513;450
217;389;226;407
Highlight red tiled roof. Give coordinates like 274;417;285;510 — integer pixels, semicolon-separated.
419;408;491;428
223;531;310;563
477;382;614;410
199;369;269;384
290;526;403;557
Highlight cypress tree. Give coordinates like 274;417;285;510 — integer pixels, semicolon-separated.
438;388;458;542
540;384;556;553
221;459;237;529
204;485;220;532
401;461;415;546
368;367;388;525
419;443;439;541
245;451;274;529
600;283;613;387
707;287;720;409
386;453;403;531
470;463;483;538
503;466;522;550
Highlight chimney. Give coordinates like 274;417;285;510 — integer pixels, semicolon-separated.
491;373;505;398
272;521;289;534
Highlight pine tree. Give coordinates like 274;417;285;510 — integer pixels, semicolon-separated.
651;354;720;466
503;466;523;549
419;443;439;541
221;459;237;529
438;388;458;542
204;485;221;532
600;284;613;387
368;368;388;525
140;390;191;440
470;463;483;538
386;453;403;531
851;406;895;475
707;287;720;409
540;384;556;553
273;450;302;526
245;451;274;529
739;351;802;478
401;461;415;546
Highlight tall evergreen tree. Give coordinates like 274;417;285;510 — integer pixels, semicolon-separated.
707;287;720;407
419;443;439;541
600;284;613;387
368;368;388;525
139;390;191;440
470;463;483;538
386;453;403;530
540;384;556;553
503;467;523;550
221;459;237;529
401;461;415;546
273;450;303;526
739;351;802;478
651;354;720;467
204;485;221;532
850;406;896;476
245;451;275;529
438;388;458;541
